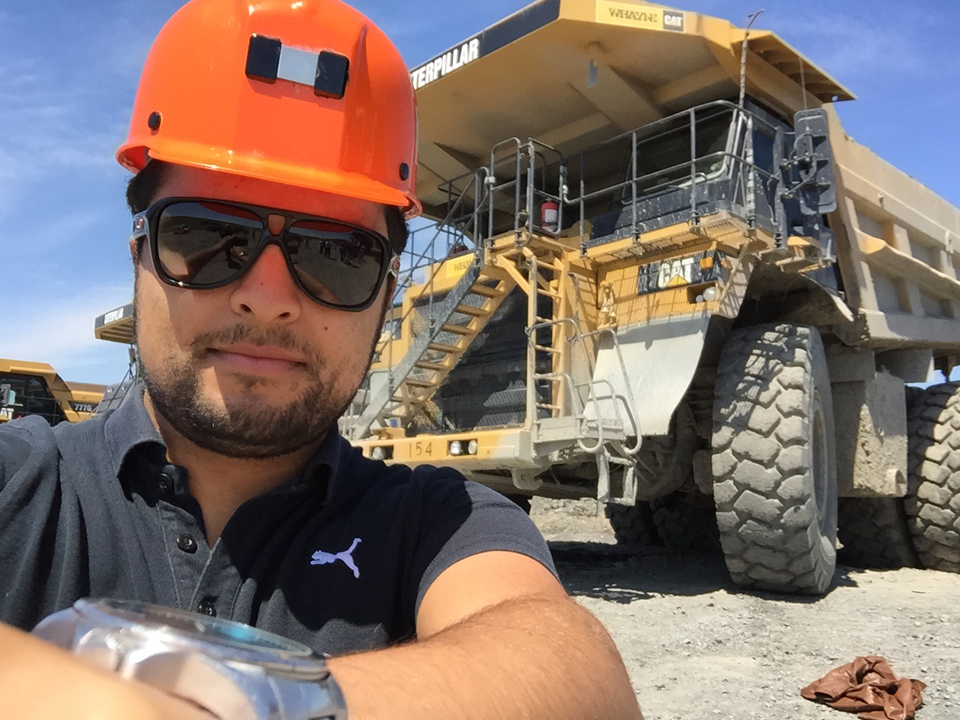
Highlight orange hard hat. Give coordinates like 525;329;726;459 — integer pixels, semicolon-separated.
117;0;421;219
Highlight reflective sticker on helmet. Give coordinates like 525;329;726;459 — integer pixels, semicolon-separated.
315;51;349;99
277;46;319;88
246;35;349;100
245;35;282;83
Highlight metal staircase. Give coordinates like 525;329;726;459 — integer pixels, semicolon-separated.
349;261;513;440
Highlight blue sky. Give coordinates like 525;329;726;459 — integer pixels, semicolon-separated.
1;0;958;385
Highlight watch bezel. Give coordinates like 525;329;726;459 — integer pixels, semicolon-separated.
73;598;329;680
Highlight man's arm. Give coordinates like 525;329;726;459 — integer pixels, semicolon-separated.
0;622;213;720
329;550;643;719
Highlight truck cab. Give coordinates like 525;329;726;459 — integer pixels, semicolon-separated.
0;360;105;426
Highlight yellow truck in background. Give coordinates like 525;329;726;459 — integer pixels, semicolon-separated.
342;0;960;595
95;0;960;596
0;359;105;426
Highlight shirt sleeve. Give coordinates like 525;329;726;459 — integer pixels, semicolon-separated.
406;467;558;618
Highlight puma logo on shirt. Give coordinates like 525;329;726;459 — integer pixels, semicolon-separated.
311;538;362;578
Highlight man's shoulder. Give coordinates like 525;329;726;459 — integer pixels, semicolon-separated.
334;440;523;524
0;413;109;486
0;416;59;473
335;440;480;501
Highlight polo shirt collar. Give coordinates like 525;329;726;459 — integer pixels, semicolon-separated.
103;382;346;504
104;382;164;477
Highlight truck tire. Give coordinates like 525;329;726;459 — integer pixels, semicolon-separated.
605;502;661;547
905;383;960;573
651;492;720;552
837;497;918;569
712;323;838;594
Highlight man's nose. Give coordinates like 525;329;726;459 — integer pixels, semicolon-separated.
228;244;303;323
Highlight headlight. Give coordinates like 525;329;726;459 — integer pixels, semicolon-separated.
467;440;479;455
449;441;463;456
371;446;390;461
702;286;718;302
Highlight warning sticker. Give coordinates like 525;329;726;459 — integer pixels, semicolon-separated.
596;2;685;32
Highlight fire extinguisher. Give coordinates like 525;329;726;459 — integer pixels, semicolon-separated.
540;200;559;234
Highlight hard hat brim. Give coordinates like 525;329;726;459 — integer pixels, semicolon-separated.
118;139;422;220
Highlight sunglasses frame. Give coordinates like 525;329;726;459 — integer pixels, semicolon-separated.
132;197;400;312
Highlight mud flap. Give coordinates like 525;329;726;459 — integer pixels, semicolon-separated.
585;315;711;437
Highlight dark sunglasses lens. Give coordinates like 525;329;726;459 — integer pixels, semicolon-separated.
156;202;262;285
285;221;387;307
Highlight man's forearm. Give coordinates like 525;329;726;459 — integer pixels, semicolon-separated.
328;594;642;720
0;622;213;720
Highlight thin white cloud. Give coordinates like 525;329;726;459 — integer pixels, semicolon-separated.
0;12;140;219
773;12;923;81
1;284;132;383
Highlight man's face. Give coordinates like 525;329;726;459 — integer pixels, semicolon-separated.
133;164;392;458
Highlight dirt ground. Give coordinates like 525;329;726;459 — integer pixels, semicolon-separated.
530;500;960;720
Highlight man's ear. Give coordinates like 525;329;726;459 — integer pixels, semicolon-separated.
378;276;397;333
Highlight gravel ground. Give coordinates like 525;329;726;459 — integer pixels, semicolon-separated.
530;501;960;720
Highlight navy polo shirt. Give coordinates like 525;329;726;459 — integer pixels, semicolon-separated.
0;387;555;654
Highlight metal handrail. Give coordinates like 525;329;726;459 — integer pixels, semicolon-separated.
561;100;782;248
525;316;622;455
533;370;606;453
578;327;642;455
376;167;489;367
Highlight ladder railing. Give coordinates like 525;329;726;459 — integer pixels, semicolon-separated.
350;261;513;440
525;316;629;448
381;167;490;360
348;157;549;439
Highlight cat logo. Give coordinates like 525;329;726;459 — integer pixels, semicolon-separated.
637;250;724;295
662;11;685;32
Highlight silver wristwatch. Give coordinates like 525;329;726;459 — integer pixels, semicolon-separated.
32;598;348;720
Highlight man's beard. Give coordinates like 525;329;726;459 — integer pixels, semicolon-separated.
138;322;363;460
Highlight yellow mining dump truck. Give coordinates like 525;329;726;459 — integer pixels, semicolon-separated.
0;359;105;426
341;0;960;595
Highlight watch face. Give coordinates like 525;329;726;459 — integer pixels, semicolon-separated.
81;599;314;657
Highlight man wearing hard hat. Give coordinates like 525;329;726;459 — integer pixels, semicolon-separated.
0;1;641;718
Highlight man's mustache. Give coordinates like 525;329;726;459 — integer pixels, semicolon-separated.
190;324;323;368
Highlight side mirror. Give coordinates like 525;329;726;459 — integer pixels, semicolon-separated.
782;108;837;216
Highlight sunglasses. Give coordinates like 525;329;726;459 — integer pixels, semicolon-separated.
132;198;400;311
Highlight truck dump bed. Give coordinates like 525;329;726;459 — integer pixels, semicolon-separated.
828;114;960;352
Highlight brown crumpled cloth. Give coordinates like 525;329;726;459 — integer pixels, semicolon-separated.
801;656;926;720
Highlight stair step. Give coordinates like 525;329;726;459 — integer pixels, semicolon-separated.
534;344;560;353
454;303;488;317
404;378;438;388
427;342;461;354
381;410;408;417
440;323;473;335
415;361;448;372
535;415;626;444
537;288;562;300
469;284;504;298
389;393;425;402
